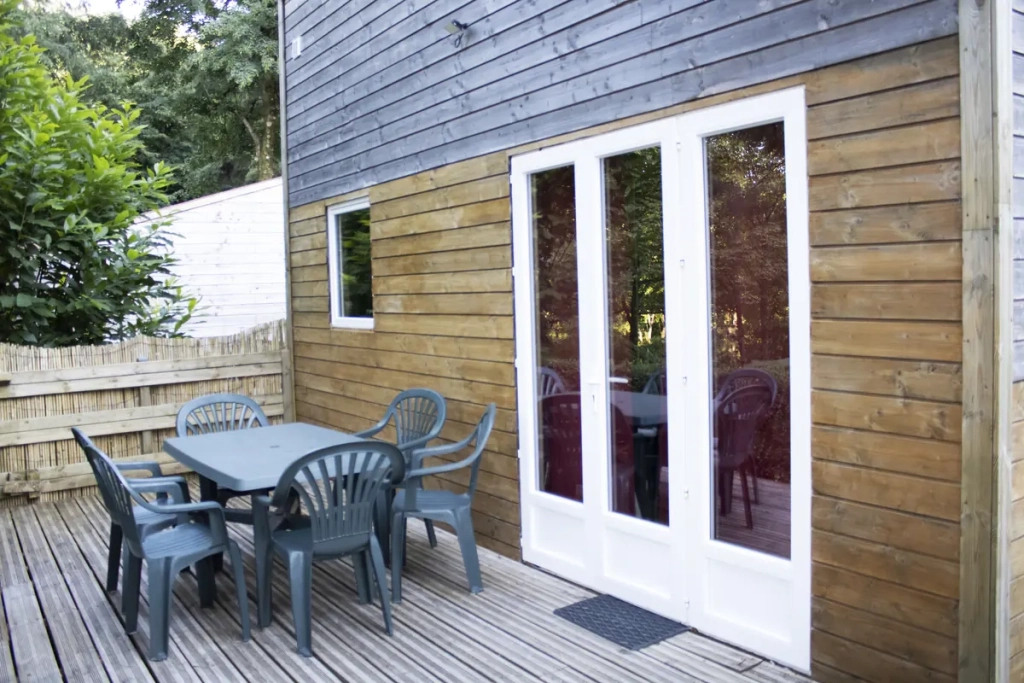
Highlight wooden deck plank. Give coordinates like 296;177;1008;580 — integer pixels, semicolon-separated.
32;505;157;683
1;495;809;682
398;530;704;683
224;517;540;683
10;506;111;682
0;511;63;682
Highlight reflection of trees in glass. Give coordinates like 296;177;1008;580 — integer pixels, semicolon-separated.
338;209;372;317
605;148;665;390
533;167;580;389
707;123;790;482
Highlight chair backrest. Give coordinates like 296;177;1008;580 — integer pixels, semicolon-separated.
381;388;446;450
715;385;773;467
715;368;778;406
642;368;666;395
270;441;405;553
538;367;566;396
176;393;270;437
71;427;144;554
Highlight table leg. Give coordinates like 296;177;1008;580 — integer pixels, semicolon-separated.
199;476;224;574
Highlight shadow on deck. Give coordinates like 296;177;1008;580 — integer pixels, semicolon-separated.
0;495;812;682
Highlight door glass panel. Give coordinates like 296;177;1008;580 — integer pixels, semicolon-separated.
706;122;790;558
603;147;667;523
533;166;583;502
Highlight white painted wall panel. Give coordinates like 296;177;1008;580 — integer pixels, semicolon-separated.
140;178;287;337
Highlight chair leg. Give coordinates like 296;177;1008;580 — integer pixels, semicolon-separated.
122;551;142;634
286;551;314;657
373;487;391;567
225;541;251;643
750;456;760;503
353;551;371;604
424;520;437;548
147;559;174;662
453;507;483;594
196;556;216;608
367;536;393;636
740;465;753;529
391;512;406;603
106;523;123;592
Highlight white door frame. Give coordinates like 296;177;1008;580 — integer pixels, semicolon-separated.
512;86;810;671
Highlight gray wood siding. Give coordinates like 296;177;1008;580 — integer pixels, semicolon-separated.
283;0;959;206
1014;1;1024;379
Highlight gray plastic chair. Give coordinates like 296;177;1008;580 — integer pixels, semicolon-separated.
76;432;250;661
177;393;270;521
391;403;496;603
355;388;446;553
252;441;406;657
71;428;188;596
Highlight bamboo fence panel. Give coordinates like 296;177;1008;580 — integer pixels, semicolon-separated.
0;320;291;506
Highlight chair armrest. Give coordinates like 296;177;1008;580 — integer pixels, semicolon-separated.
406;459;470;480
353;423;385;439
129;494;228;541
130;476;191;504
409;429;476;463
116;460;163;478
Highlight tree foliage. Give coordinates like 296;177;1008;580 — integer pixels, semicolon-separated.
18;0;279;202
0;0;195;345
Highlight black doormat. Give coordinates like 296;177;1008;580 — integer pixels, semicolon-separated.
553;594;688;650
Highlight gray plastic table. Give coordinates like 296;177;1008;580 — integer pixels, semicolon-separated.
163;423;383;600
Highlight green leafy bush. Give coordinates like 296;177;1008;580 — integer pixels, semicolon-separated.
0;0;195;346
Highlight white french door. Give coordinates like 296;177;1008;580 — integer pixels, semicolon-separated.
512;87;810;670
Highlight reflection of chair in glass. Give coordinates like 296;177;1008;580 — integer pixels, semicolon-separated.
716;385;773;529
540;394;635;514
642;368;666;395
538;367;567;396
715;368;778;503
540;395;583;501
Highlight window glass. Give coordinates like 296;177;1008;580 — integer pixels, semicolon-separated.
329;204;372;322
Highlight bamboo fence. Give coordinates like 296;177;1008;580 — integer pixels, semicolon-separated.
0;320;293;506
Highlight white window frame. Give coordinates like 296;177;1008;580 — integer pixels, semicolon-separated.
326;197;374;330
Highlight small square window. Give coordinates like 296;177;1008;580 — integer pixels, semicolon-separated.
326;198;373;329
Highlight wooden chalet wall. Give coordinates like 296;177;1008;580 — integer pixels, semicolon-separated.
288;155;518;559
281;0;959;206
286;36;964;682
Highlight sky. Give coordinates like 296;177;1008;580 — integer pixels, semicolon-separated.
73;0;143;20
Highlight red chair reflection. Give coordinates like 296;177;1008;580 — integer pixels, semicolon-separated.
540;394;635;513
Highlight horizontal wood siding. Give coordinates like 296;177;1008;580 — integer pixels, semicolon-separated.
288;154;518;559
803;38;962;683
286;36;964;682
281;0;959;206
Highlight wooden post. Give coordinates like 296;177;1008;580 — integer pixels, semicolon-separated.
136;356;155;455
277;0;297;425
959;0;999;680
281;348;295;423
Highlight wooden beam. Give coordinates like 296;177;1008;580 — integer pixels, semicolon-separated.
959;0;999;680
278;0;297;425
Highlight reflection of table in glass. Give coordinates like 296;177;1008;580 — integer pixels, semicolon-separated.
609;390;667;429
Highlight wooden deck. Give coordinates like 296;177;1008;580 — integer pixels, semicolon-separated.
0;495;813;682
